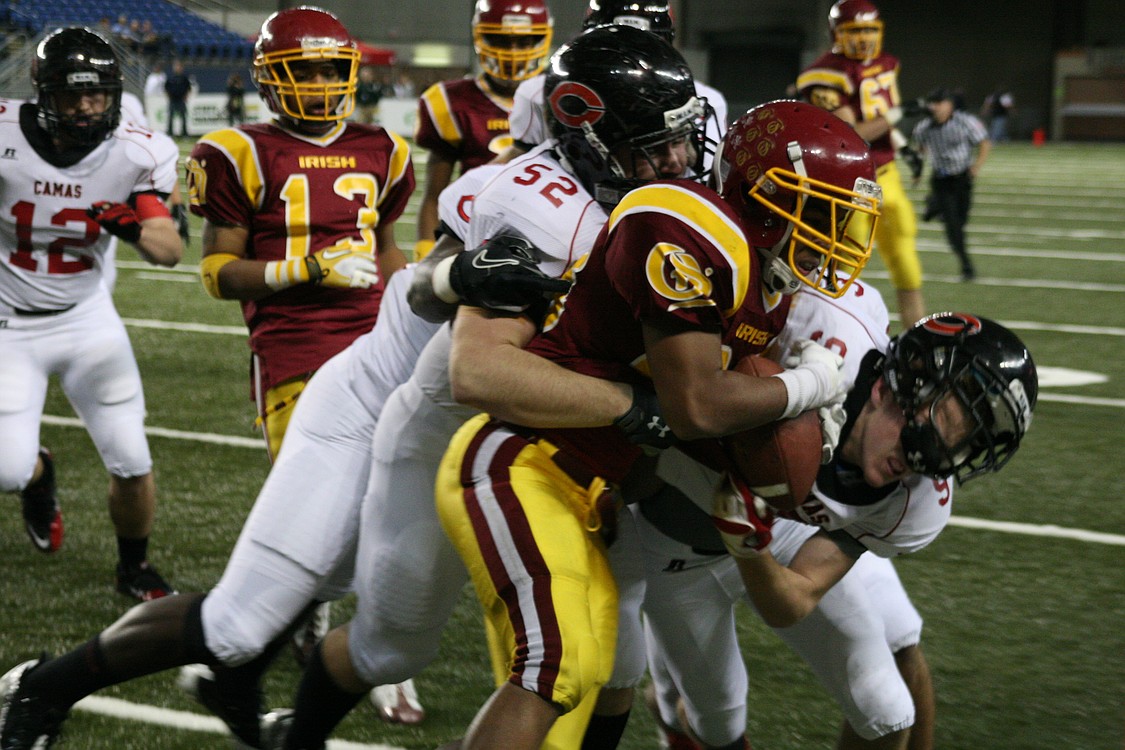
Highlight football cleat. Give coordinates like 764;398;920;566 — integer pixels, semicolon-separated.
177;664;264;748
369;679;425;725
115;561;177;602
255;708;303;750
0;658;68;750
20;448;63;554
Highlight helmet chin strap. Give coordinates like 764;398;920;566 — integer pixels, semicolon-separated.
759;140;808;295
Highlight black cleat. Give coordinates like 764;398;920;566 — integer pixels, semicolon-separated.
115;561;177;602
178;665;263;748
0;658;68;750
20;449;62;554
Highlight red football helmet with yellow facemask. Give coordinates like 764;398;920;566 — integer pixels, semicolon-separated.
829;0;883;62
472;0;553;84
252;7;361;129
711;100;882;299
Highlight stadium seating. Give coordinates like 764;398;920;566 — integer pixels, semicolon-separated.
0;0;252;60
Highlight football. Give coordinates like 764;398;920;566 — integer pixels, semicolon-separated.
721;355;824;512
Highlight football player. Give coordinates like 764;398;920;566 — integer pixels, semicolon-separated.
269;26;710;750
500;0;729;171
639;309;1037;750
185;6;421;722
797;0;928;328
189;5;412;461
413;0;553;259
0;27;180;598
429;87;883;747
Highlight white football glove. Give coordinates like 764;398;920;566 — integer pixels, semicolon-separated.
774;339;847;419
711;473;775;558
307;243;380;289
818;402;848;464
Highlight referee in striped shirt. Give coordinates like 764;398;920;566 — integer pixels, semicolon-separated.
912;87;992;281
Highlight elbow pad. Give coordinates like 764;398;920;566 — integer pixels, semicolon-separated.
199;253;240;299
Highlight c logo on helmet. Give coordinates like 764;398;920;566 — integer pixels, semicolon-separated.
920;312;983;337
548;81;606;129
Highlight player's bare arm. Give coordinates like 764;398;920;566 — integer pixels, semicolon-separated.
198;220;265;299
132;215;182;266
87;194;182;267
449;305;634;428
641;322;790;440
417;155;456;243
199;220;383;301
374;222;407;280
734;531;857;627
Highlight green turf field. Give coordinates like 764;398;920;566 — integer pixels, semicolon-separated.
1;141;1122;749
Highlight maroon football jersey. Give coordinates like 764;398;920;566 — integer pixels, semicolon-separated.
796;50;903;168
414;76;514;171
187;121;415;391
526;179;792;482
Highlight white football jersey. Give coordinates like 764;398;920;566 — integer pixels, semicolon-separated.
0;99;178;311
774;280;954;557
507;76;728;173
436;163;504;244
465;142;608;278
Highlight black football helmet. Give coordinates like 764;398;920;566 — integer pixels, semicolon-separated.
582;0;675;43
544;25;705;206
884;312;1038;485
34;27;123;146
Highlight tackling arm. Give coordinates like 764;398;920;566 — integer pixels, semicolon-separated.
449;305;634;428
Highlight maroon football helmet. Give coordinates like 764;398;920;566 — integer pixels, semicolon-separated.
472;0;553;83
829;0;883;61
711;100;881;298
252;7;360;127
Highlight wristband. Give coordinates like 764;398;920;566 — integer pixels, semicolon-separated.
431;254;460;304
199;252;239;299
264;257;312;291
890;128;908;150
772;369;815;420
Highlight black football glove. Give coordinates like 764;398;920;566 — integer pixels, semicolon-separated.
87;201;142;244
899;145;924;181
450;235;572;323
613;383;678;449
171;203;190;246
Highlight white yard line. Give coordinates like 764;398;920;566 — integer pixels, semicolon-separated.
72;695;403;750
